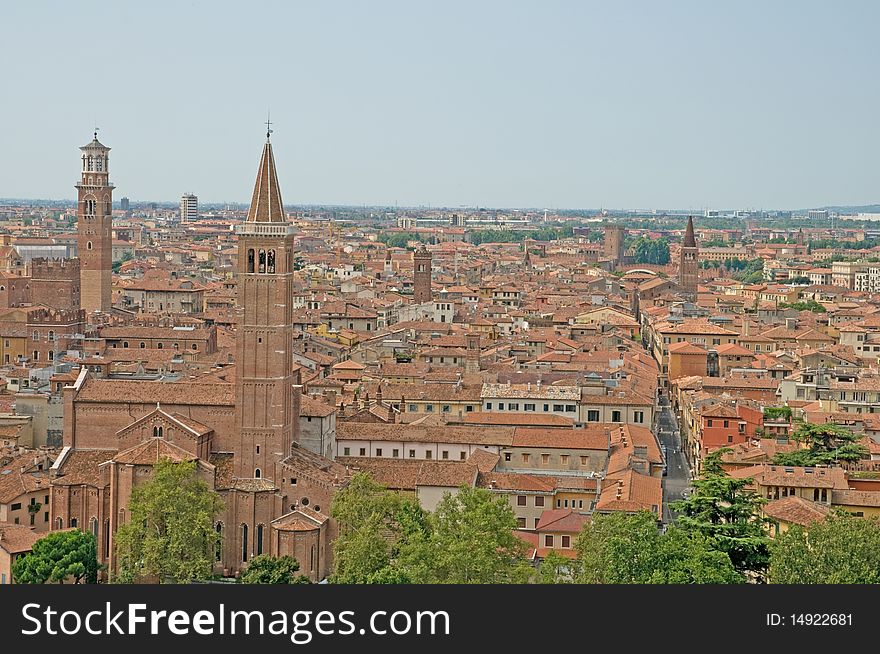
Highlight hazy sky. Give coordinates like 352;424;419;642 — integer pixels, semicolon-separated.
3;1;878;209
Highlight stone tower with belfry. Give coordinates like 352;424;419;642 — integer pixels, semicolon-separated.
76;131;113;313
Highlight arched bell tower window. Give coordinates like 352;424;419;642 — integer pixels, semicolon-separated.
96;156;103;171
215;523;223;561
258;249;266;273
267;250;276;274
87;241;93;250
87;155;94;171
254;468;261;479
247;249;255;273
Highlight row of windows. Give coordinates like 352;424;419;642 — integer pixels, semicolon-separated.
81;198;111;214
246;249;278;274
82;154;105;171
403;403;475;413
505;452;593;466
328;321;372;331
229;523;317;571
486;402;577;413
584;409;644;423
342;446;468;461
112;341;199;350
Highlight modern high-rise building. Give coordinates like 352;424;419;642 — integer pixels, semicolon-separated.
120;197;130;212
180;193;199;222
807;209;829;221
678;215;699;297
76;131;114;313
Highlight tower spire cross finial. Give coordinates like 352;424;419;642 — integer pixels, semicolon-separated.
94;125;99;140
265;111;273;142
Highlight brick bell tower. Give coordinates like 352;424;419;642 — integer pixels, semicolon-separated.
233;128;300;480
412;243;432;304
77;130;114;313
678;215;699;298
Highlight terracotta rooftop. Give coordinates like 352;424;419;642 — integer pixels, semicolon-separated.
52;449;115;487
0;522;43;554
763;496;831;526
111;438;198;465
535;508;590;533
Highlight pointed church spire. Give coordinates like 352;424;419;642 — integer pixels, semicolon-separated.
245;138;286;224
683;215;697;248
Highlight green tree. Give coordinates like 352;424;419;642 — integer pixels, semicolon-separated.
377;232;425;249
240;555;310;584
330;472;426;583
778;300;826;313
672;450;771;578
538;550;578;584
772;422;868;467
576;511;663;583
114;458;222;584
630;237;670;265
12;530;99;584
769;512;880;584
574;512;742;584
398;486;532;584
652;528;743;584
763;406;792;421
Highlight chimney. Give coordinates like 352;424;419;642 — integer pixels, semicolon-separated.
742;320;751;337
785;317;797;330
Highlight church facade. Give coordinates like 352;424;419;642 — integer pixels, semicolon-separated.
49;135;350;581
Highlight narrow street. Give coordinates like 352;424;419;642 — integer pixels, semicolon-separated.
656;394;691;525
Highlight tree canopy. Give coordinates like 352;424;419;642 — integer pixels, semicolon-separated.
114;458;223;584
12;529;99;584
331;474;530;583
240;555;310;584
574;511;742;584
331;472;426;584
772;422;868;467
769;512;880;583
630;237;670;265
672;450;771;578
398;486;532;584
778;300;826;313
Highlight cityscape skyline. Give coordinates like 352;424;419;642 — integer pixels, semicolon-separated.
3;1;880;209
